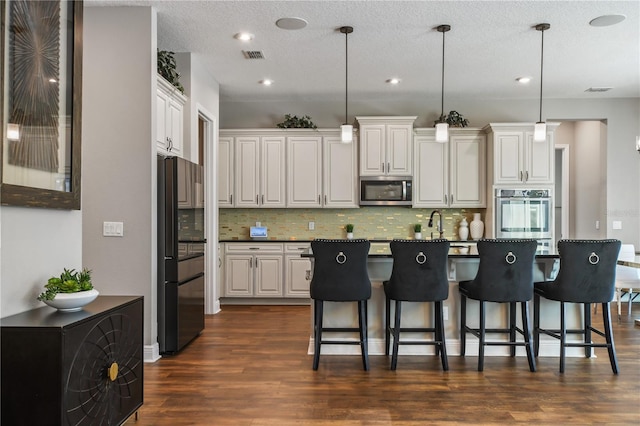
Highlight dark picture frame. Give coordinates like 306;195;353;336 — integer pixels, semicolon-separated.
0;0;83;210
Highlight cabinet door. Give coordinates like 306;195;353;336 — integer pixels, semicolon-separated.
261;137;286;207
386;124;413;175
287;136;322;207
493;132;524;184
285;255;311;297
450;133;486;207
218;137;234;207
413;134;448;207
254;255;283;297
524;132;554;184
235;137;260;207
359;124;386;176
225;255;253;296
156;90;169;152
323;136;358;208
167;97;183;157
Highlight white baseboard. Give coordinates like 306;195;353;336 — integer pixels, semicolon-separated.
307;337;591;358
144;343;161;363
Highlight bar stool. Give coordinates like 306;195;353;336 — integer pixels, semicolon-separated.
310;239;371;371
534;239;621;374
384;239;450;370
459;239;538;372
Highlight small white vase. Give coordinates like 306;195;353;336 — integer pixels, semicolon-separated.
346;232;354;240
458;217;469;241
470;213;484;240
414;232;422;240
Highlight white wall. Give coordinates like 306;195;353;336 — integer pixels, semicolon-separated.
0;207;82;317
82;6;157;354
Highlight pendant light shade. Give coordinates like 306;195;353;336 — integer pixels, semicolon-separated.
534;23;550;142
340;26;353;144
435;24;451;143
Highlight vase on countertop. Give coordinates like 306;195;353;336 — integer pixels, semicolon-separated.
470;213;484;240
458;217;469;241
347;232;354;240
414;232;422;240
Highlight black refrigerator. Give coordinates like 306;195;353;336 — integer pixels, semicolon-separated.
157;155;205;354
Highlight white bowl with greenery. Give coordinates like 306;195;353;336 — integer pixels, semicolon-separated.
37;268;98;312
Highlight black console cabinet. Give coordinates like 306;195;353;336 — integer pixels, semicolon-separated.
1;296;144;425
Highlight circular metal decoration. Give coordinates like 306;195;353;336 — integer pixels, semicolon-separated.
64;312;142;425
589;252;600;265
336;251;347;264
505;251;517;265
415;251;427;264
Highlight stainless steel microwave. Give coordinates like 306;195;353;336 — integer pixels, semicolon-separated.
359;176;412;206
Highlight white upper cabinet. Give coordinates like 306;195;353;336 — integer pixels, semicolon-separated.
218;137;233;207
287;136;323;208
357;116;416;176
413;128;486;208
323;136;358;208
485;123;558;186
156;75;186;157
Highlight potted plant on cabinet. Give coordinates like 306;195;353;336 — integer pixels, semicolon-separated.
157;49;184;93
276;114;318;129
414;224;422;240
37;268;99;312
345;224;354;239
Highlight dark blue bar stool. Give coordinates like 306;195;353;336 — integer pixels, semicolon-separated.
534;239;621;374
384;239;450;370
459;239;538;372
310;239;371;371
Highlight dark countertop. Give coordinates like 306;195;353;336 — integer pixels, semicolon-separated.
219;239;478;244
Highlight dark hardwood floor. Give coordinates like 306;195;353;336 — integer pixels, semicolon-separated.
129;304;640;425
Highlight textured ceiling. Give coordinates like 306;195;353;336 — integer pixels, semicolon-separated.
86;1;639;104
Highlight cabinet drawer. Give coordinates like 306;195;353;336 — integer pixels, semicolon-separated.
225;243;284;253
285;243;311;254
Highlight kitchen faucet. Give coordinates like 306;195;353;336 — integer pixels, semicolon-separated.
428;210;444;239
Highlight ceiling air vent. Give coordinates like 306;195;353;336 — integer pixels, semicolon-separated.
585;87;613;92
242;50;265;59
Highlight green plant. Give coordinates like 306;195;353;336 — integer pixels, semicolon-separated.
434;110;469;128
414;224;422;233
37;268;93;301
276;114;317;129
345;224;354;233
157;50;185;93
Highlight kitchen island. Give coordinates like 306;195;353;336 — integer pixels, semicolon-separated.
302;242;595;358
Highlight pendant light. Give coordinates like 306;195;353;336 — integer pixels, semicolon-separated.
340;26;353;143
435;24;451;143
534;23;550;142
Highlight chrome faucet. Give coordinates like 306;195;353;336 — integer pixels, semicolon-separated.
428;210;444;239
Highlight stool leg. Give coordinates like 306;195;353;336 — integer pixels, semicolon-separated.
533;293;540;357
460;293;467;357
358;300;369;371
521;301;536;372
390;301;402;370
601;302;619;374
509;302;517;357
560;301;566;373
385;296;391;356
478;301;486;372
434;304;440;357
313;300;323;370
436;300;449;371
584;303;592;358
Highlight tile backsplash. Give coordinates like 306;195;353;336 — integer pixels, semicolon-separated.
219;207;486;240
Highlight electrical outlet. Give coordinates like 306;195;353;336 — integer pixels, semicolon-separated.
309;221;315;230
595;220;600;230
256;221;261;227
613;221;622;230
443;306;449;321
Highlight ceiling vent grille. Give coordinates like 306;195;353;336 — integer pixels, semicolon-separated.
585;87;613;92
242;50;265;59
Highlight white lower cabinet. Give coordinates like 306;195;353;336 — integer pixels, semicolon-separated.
224;243;283;298
284;243;311;298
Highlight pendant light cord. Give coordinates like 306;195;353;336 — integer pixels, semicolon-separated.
345;29;348;125
440;28;445;119
539;28;545;123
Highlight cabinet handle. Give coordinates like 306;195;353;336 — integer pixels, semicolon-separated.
324;195;327;204
256;195;259;205
230;194;233;204
318;195;321;205
387;162;390;173
525;171;529;182
262;195;264;204
248;258;252;268
450;193;454;203
520;171;523;181
382;162;385;173
444;194;448;204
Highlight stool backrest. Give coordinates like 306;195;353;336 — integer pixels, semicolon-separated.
386;239;450;301
471;239;538;302
552;239;621;303
310;239;371;301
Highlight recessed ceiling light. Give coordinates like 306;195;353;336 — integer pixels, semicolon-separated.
589;14;626;27
275;17;308;30
516;77;531;84
386;78;401;85
260;79;273;86
234;32;254;41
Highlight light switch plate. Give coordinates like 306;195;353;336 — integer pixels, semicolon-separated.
103;221;124;237
612;221;622;230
